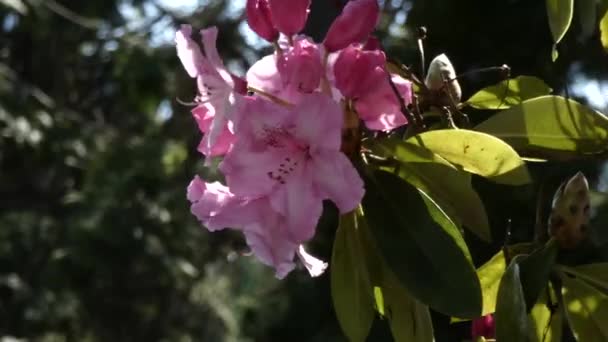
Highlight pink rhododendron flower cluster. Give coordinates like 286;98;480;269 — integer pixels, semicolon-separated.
176;0;412;278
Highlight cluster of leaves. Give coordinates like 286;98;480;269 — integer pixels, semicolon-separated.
331;61;608;340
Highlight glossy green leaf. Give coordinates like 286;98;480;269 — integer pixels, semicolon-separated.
362;170;482;318
528;284;562;342
355;209;435;341
475;96;608;158
519;239;558;311
331;212;375;342
366;137;491;241
477;250;507;317
407;129;531;185
546;0;573;60
465;76;552;110
561;274;608;341
559;263;608;292
495;257;529;341
381;273;434;342
601;8;608;51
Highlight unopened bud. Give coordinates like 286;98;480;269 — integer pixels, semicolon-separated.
548;172;591;249
425;53;462;102
268;0;311;36
246;0;279;42
323;0;380;53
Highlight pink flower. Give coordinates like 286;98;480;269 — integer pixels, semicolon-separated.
191;105;235;156
220;94;364;242
175;25;244;156
246;0;279;42
277;36;323;93
354;74;411;131
187;176;327;278
471;314;495;339
268;0;311;36
333;44;386;99
323;0;380;53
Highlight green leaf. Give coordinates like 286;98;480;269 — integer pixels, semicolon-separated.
475;96;608;158
331;212;375;342
528;284;562;342
366;137;491;241
362;170;482;318
407;129;531;185
381;274;434;342
495;257;529;341
561;274;608;341
477;250;508;317
354;209;435;341
519;239;558;311
578;0;598;39
601;8;608;51
559;263;608;292
465;76;552;110
546;0;573;60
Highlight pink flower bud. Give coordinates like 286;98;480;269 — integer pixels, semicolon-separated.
334;44;386;99
246;0;279;42
471;315;495;339
363;35;382;51
277;37;322;92
323;0;380;53
268;0;311;36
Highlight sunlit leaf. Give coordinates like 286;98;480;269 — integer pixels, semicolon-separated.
477;250;507;317
601;8;608;51
475;96;608;158
366;137;491;241
561;274;608;341
406;129;531;185
528;284;562;342
362;170;482;318
559;263;608;292
331;212;375;342
495;257;529;341
546;0;573;60
465;76;552;110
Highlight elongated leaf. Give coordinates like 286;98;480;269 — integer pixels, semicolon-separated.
601;8;608;51
477;250;507;317
578;0;598;39
475;96;608;158
362;170;482;318
407;129;531;185
495;257;529;341
331;212;375;342
561;274;608;341
559;263;608;292
366;137;490;241
528;284;562;342
355;209;435;341
466;76;552;110
519;239;558;311
546;0;574;60
381;275;434;342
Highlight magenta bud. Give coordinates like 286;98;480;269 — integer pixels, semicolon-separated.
334;44;386;99
277;37;322;92
323;0;380;53
246;0;279;42
268;0;311;36
471;315;495;340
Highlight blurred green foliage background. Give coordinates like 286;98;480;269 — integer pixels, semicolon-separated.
0;0;607;341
